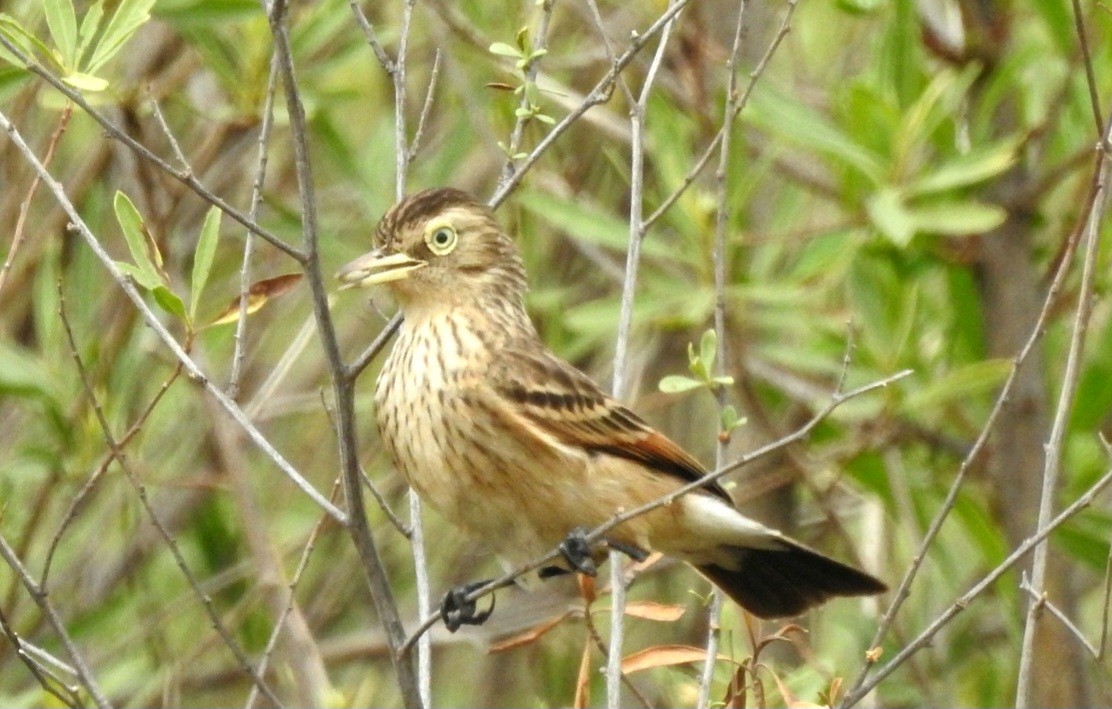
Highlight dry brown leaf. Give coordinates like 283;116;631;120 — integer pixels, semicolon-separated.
207;273;302;327
722;659;752;709
623;600;686;622
620;644;736;674
487;611;574;653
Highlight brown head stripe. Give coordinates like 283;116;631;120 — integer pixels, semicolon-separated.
375;188;488;249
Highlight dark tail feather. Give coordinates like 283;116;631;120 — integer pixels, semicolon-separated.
695;541;886;619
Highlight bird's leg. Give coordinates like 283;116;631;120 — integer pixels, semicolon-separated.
440;580;498;632
606;539;649;562
558;527;598;576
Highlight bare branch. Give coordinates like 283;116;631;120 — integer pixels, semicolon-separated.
229;52;280;399
488;0;691;208
699;4;748;706
842;464;1112;707
1015;114;1112;709
265;0;423;704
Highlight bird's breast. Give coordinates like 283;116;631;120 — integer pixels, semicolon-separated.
373;313;498;521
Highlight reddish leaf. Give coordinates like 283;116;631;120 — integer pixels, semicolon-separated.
207;273;302;326
488;612;574;653
577;572;596;604
623;600;686;622
620;644;735;674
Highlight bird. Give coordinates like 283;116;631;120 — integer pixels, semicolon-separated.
337;187;886;629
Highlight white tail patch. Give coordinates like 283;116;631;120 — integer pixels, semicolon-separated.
680;494;787;551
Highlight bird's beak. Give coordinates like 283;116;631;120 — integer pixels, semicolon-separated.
336;248;427;289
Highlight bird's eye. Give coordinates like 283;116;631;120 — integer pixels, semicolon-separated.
424;222;458;255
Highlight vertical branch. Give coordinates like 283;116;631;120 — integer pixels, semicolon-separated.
698;4;747;707
609;4;683;706
1015;118;1112;708
265;1;423;706
229;52;280;399
496;0;557;191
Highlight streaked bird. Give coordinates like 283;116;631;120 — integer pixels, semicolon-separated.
338;187;885;628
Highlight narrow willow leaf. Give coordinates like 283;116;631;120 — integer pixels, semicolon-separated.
86;0;154;74
189;207;221;320
43;0;78;68
75;0;105;65
112;191;162;285
152;286;186;320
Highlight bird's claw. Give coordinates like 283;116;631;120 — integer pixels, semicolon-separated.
440;580;496;632
558;527;598;576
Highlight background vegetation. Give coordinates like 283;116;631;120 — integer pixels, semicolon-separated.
1;0;1111;706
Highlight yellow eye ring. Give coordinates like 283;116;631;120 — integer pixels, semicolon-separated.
424;220;458;255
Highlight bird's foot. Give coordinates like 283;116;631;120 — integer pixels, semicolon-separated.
440;580;496;632
606;539;649;562
558;527;598;576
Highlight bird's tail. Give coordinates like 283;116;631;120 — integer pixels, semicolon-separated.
694;540;887;619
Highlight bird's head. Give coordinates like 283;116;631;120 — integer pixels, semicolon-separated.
337;188;527;313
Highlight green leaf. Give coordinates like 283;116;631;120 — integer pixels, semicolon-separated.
153;0;258;26
61;70;108;91
866;187;915;246
747;88;886;183
86;0;154;74
189;207;221;320
659;375;704;394
908;200;1007;236
43;0;78;68
903;359;1012;413
75;0;104;66
152;286;186;320
0;14;62;69
115;260;162;291
720;405;746;433
113;191;162;286
908;138;1020;196
489;42;523;59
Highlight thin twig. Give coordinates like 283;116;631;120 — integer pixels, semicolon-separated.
841;464;1112;707
0;106;346;523
606;4;683;705
229;52;280;399
0;606;84;708
348;0;396;73
58;282;283;707
643;0;799;232
0;103;71;298
1015;113;1112;709
487;0;690;209
496;0;558;191
146;88;191;171
359;465;413;537
407;50;442;161
1018;571;1110;660
1070;0;1104;135
399;369;911;654
699;4;748;706
245;479;342;709
41;361;184;588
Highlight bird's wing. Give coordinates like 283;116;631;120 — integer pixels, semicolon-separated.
488;345;732;504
